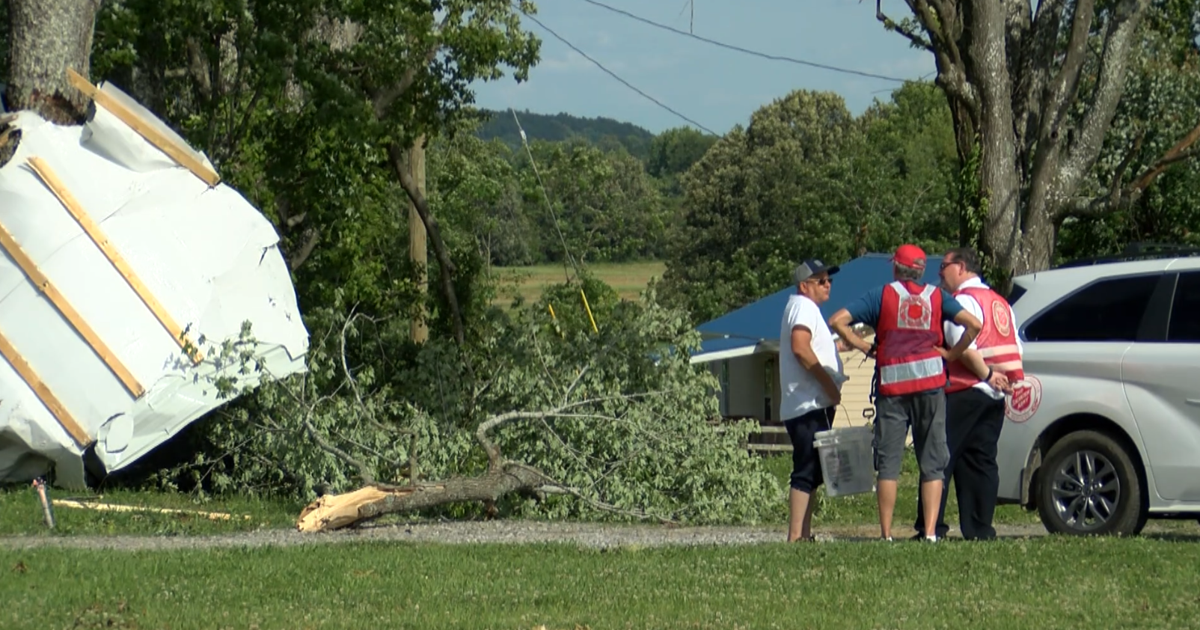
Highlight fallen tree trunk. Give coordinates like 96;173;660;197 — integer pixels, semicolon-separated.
297;464;545;533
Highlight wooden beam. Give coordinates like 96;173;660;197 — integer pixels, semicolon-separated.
0;221;145;398
64;69;220;187
0;327;91;447
26;157;204;363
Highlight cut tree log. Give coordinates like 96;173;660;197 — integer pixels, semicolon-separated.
296;465;545;533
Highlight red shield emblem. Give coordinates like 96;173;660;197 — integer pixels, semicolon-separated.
1005;375;1042;423
992;300;1012;337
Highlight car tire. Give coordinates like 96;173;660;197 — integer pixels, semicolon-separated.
1036;430;1146;537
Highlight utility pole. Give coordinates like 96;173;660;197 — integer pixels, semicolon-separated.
409;136;428;344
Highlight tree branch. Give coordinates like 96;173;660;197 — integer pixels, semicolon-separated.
474;391;679;470
298;415;375;485
288;229;320;271
1058;0;1152;198
1129;121;1200;192
388;142;467;346
876;0;933;51
1012;0;1065;165
1039;0;1095;140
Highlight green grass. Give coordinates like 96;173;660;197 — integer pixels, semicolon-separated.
491;260;667;305
4;537;1200;629
0;486;301;537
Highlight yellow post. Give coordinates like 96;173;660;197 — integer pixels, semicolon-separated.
580;289;598;333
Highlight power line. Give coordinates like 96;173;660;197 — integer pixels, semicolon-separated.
509;107;581;282
515;6;720;136
579;0;910;83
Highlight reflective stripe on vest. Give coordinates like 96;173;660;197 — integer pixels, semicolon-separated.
945;286;1025;393
879;356;944;387
875;281;947;396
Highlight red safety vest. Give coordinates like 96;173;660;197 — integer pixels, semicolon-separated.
875;281;946;396
945;286;1025;393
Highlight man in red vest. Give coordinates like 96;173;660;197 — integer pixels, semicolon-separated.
829;244;982;541
914;247;1022;540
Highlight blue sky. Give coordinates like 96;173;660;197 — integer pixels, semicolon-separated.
471;0;937;135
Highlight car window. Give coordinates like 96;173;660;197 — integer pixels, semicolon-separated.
1024;275;1156;342
1006;284;1026;306
1168;271;1200;342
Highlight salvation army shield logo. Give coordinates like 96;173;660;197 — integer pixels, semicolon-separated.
898;296;932;330
992;300;1012;337
1006;375;1042;423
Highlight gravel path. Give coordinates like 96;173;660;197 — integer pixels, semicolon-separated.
0;520;1061;552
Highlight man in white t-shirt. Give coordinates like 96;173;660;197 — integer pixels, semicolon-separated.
914;247;1021;540
778;259;846;542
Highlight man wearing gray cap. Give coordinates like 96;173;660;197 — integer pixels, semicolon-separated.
779;259;846;541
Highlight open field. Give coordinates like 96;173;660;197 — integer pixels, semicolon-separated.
490;261;667;305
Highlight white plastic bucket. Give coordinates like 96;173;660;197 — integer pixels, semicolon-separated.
812;425;875;497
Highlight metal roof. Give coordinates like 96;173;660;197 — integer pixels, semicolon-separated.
692;253;942;363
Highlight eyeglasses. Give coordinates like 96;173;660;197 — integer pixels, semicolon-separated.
807;276;832;286
940;260;962;271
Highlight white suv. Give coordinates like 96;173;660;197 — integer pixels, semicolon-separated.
998;253;1200;536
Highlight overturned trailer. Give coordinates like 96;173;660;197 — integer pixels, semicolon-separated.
0;73;308;488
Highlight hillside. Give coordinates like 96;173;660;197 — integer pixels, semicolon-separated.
476;109;655;159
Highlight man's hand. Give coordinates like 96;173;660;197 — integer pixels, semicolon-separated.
823;382;843;407
987;371;1011;393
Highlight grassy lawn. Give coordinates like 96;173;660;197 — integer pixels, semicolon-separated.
0;486;301;537
491;260;667;305
4;537;1200;629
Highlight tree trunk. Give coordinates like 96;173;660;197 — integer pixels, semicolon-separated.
296;465;544;532
6;0;101;123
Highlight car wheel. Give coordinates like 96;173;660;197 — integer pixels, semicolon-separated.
1036;430;1146;536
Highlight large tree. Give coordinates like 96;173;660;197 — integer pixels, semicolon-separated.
661;87;959;322
875;0;1200;278
3;0;101;122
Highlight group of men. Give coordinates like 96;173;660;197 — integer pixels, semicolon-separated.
778;244;1023;542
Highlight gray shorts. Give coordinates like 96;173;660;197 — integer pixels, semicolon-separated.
873;390;949;482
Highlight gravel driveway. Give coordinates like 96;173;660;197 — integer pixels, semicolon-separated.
0;520;1058;552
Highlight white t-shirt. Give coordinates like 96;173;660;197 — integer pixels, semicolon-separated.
944;277;1024;400
778;294;844;419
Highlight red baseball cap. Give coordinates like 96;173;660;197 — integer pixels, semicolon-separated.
892;244;927;269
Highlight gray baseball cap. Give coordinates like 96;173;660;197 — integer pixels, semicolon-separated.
793;259;840;284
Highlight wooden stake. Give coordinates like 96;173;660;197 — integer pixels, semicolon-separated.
409;136;428;343
0;221;145;397
64;69;220;187
26;156;204;363
0;328;90;447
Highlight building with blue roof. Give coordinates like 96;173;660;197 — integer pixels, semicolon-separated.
692;252;942;426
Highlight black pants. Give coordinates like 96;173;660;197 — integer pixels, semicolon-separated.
782;407;837;494
914;388;1006;540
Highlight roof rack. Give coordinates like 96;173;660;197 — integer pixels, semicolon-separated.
1055;242;1200;269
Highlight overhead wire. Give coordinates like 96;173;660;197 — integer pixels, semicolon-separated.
514;4;720;136
509;107;581;283
578;0;911;83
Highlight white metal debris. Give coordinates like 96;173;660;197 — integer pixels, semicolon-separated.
0;79;308;488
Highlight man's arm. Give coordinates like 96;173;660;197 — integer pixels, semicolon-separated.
792;326;841;406
829;309;872;356
960;347;1011;392
828;289;881;356
939;309;982;363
